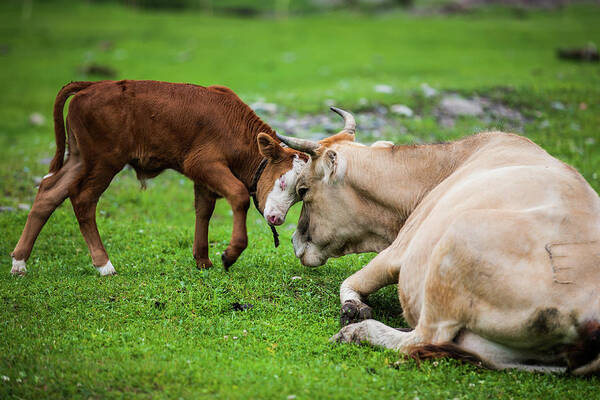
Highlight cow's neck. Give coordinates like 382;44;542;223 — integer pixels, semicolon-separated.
231;112;277;191
343;138;482;234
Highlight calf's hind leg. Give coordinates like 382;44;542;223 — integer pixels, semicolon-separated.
11;158;81;275
70;166;120;275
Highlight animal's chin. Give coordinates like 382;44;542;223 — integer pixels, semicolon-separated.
299;246;329;267
300;256;326;268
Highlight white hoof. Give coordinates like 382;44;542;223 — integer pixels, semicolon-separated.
11;258;27;276
95;260;117;276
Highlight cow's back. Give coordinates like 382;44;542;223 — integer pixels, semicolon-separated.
64;80;259;174
393;133;600;324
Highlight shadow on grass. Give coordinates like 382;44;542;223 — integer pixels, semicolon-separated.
367;285;410;329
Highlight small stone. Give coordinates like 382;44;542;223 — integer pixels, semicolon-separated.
29;112;46;126
374;84;393;94
291;276;302;280
17;203;30;211
420;83;438;98
390;104;414;117
438;116;455;128
440;96;483;117
1;375;9;381
540;120;550;129
551;101;565;110
287;396;297;400
251;101;278;115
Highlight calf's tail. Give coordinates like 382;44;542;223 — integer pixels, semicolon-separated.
49;81;96;174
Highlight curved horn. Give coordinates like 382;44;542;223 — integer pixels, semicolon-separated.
276;133;321;155
330;106;356;135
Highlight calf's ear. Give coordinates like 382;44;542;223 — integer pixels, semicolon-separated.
258;132;285;162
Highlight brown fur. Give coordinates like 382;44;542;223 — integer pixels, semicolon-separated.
406;343;489;369
12;80;302;272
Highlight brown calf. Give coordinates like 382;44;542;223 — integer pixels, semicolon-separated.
10;80;305;275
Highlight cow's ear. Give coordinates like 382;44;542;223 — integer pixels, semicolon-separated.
258;133;285;162
322;149;340;183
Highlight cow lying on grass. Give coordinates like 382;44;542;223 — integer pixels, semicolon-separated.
277;110;600;374
11;80;307;275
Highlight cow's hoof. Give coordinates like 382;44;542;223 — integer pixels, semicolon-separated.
340;300;372;327
221;252;235;271
330;322;368;344
11;258;27;276
95;260;117;276
196;258;213;269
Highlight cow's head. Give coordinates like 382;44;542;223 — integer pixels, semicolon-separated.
275;108;394;267
256;133;308;226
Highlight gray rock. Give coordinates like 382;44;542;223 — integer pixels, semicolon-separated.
374;84;393;94
440;95;483;117
29;112;46;126
390;104;414;117
420;83;438;98
251;101;278;115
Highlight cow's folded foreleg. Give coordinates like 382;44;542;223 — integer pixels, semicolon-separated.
331;319;423;351
339;247;400;325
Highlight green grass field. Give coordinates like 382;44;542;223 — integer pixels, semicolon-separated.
1;1;600;398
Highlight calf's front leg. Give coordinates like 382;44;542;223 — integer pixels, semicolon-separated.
193;184;216;269
189;164;250;271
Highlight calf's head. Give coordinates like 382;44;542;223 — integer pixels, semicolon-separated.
256;133;308;226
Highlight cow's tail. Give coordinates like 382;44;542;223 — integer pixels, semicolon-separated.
568;320;600;375
48;81;96;174
405;343;492;369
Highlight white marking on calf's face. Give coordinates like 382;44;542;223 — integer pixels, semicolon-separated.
264;156;306;225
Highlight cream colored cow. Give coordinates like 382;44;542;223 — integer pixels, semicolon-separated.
277;109;600;374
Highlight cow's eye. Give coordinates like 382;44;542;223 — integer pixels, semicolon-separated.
297;187;308;199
